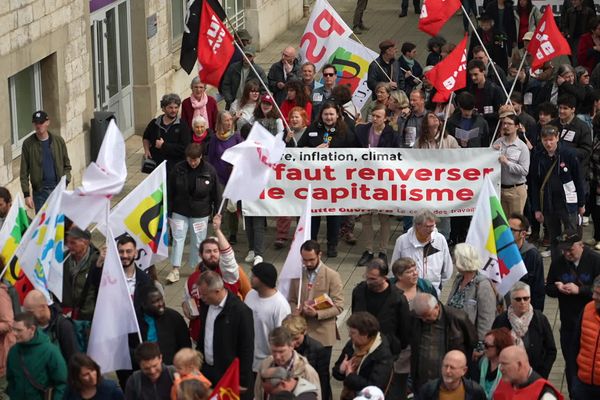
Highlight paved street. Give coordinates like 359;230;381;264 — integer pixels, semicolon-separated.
106;1;592;397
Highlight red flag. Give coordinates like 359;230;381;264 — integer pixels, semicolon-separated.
527;6;570;72
208;358;240;400
425;35;468;102
418;0;462;36
198;0;235;87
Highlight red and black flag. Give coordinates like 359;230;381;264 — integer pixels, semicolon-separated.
180;0;235;88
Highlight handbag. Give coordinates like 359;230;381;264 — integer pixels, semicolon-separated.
141;156;157;174
19;349;54;400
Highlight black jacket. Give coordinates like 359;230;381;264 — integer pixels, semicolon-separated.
418;378;487;400
168;159;222;218
298;122;358;148
545;247;600;330
136;308;192;365
267;59;301;104
468;27;509;72
332;335;394;393
367;56;403;99
297;335;330;400
43;305;79;363
518;241;546;311
221;61;267;107
492;310;557;378
124;364;175;400
465;80;505;139
410;304;478;390
197;290;254;390
351;282;410;354
485;0;517;51
530;143;586;214
142;116;191;173
553;116;593;176
355;123;398;148
446;111;491;148
396;56;423;95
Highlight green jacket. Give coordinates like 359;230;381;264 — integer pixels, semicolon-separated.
6;329;67;400
20;132;72;196
61;244;101;320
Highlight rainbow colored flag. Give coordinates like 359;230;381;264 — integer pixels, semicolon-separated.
466;176;527;295
0;194;31;301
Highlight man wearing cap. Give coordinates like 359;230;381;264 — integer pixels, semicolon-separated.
221;45;267;110
244;262;291;373
367;40;401;101
230;29;253;64
545;228;600;397
268;46;300;105
20;110;71;212
260;366;319;400
468;13;509;72
61;227;102;323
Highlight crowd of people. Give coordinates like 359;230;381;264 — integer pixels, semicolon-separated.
1;2;600;400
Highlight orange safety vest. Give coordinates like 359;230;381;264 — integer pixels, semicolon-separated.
576;301;600;386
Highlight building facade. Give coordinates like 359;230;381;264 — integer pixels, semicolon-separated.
0;0;303;194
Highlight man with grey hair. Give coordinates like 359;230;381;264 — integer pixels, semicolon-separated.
267;46;300;105
197;271;254;400
142;93;191;174
492;281;557;378
545;228;600;396
409;293;477;393
391;210;453;295
260;366;319;400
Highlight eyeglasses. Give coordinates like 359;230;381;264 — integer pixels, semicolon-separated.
513;296;530;302
323;73;336;77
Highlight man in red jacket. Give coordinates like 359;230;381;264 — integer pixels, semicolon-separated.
494;346;563;399
573;276;600;398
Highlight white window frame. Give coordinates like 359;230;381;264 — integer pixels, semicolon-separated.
171;0;187;44
9;62;43;158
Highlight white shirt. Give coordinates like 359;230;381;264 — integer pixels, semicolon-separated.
244;289;291;371
125;269;136;297
204;293;227;365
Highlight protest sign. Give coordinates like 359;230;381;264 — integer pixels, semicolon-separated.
243;148;500;217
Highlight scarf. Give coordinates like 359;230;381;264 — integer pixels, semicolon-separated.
401;54;415;69
192;129;208;144
341;334;381;400
216;130;234;141
190;93;209;123
507;305;534;346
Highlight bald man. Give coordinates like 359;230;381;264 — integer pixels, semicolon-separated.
418;350;486;399
495;346;563;399
267;46;300;104
22;290;79;362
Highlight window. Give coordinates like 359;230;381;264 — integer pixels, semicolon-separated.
9;63;42;149
220;0;245;31
171;0;186;42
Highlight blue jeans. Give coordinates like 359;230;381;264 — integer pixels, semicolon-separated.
169;213;209;268
33;186;56;213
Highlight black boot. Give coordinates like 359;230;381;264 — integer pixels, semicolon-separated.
327;244;338;258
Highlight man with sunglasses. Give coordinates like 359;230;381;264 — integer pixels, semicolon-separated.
545;229;600;398
311;64;337;120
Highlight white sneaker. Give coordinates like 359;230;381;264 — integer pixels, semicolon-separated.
244;250;255;263
595;242;600;251
541;250;551;258
253;255;263;265
582;216;590;226
166;269;180;283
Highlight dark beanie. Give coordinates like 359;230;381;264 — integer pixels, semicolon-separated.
252;262;278;288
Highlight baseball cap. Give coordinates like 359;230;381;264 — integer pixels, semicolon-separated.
32;110;49;124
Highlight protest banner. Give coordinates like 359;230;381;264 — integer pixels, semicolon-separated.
243;148;500;217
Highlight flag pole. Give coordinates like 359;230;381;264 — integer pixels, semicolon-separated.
297;274;302;309
439;91;455;149
488;53;528;146
460;5;513;105
217;198;226;216
350;33;423;86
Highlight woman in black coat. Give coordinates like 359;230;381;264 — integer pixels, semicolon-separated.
491;282;557;378
332;312;394;399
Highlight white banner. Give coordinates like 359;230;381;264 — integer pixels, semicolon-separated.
243;148;500;217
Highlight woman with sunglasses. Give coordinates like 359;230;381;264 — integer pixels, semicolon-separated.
491;281;557;379
298;101;357;257
471;328;513;399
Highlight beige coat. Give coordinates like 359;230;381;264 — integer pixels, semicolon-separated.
254;351;321;400
288;263;344;347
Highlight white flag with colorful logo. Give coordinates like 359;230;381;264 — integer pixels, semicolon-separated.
466;176;527;295
100;162;168;270
0;194;30;280
87;228;141;373
278;186;312;302
15;177;67;302
62;119;127;228
221;122;286;202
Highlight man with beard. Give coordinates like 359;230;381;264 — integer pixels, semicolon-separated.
182;214;250;341
418;350;486;399
0;187;11;229
351;258;410;356
135;286;191;365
